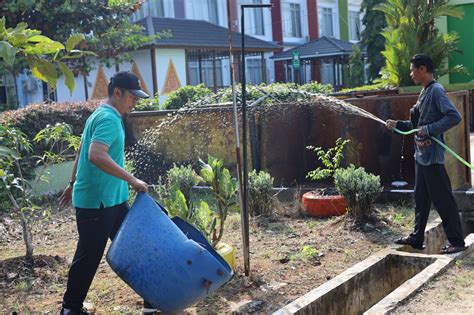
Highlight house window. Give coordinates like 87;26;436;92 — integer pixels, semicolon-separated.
188;59;223;87
349;10;361;41
208;0;219;24
149;0;165;17
319;7;333;37
132;0;164;20
283;3;302;38
0;74;17;110
320;62;334;85
246;58;263;84
244;0;264;36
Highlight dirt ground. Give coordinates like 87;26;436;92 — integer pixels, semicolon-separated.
0;201;427;314
394;252;474;315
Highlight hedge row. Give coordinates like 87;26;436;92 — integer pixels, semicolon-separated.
0;100;101;155
135;81;334;111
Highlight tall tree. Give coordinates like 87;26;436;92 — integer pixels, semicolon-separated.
360;0;387;82
348;45;365;87
375;0;465;87
1;0;156;66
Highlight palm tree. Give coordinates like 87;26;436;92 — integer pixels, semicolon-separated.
375;0;465;87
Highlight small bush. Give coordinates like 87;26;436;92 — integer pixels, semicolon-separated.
217;82;333;105
334;164;382;222
0;100;100;155
166;164;201;203
162;84;213;110
307;138;349;181
339;83;385;93
135;95;160;111
248;170;274;217
300;81;333;94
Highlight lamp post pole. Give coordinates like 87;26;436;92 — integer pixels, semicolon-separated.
240;3;272;277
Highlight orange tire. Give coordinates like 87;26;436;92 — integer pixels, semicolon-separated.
302;192;347;217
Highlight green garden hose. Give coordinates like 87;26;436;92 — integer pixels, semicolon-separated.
393;127;474;170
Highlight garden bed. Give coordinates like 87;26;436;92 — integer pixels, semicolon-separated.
0;201;423;314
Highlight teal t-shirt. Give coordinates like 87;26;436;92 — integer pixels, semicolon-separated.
72;105;129;208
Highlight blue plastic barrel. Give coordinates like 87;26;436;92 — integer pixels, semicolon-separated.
106;193;233;312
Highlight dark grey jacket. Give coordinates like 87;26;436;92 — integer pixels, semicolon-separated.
396;82;461;166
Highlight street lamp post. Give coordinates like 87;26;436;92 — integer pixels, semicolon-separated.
240;3;272;276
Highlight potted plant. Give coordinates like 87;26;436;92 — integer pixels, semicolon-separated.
303;138;349;217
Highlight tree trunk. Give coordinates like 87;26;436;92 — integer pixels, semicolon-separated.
20;211;34;262
4;184;34;262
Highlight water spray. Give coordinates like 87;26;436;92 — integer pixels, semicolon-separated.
293;89;474;171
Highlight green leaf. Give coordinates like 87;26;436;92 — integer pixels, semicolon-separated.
58;62;75;93
0;169;4;177
0;17;5;34
28;35;54;43
29;59;58;87
9;33;28;46
24;41;65;56
0;40;16;66
200;168;214;183
0;145;19;159
66;34;85;52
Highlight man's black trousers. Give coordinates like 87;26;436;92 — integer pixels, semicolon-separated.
62;202;128;309
411;162;465;247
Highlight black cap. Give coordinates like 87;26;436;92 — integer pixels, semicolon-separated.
109;71;149;98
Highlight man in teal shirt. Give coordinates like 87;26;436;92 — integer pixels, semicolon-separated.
59;72;156;314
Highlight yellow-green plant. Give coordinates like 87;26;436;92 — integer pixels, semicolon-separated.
0;17;93;94
307;138;350;181
199;156;238;247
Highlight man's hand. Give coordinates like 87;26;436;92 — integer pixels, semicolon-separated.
385;119;397;131
129;177;149;193
59;185;73;207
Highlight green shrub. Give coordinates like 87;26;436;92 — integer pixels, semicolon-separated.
166;164;201;203
217;82;333;105
0;100;100;155
162;84;213;110
334;164;382;221
307;138;350;181
248;170;274;217
339;83;386;93
300;81;333;94
134;95;160;111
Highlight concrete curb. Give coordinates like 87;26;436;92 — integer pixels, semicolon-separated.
273;221;474;315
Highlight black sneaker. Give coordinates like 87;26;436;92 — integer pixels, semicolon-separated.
60;307;89;315
394;236;425;250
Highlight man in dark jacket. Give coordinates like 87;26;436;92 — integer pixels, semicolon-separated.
386;54;465;254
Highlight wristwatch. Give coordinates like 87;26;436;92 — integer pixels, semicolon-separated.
69;180;75;187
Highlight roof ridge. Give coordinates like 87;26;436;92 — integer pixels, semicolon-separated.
324;36;345;51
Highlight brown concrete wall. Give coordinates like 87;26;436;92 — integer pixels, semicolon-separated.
127;91;470;188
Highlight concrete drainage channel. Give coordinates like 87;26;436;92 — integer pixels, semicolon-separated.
274;219;474;315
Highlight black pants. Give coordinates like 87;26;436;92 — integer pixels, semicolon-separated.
62;203;154;310
411;162;465;247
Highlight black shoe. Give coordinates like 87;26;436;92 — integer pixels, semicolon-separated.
440;244;466;254
395;236;425;250
60;307;89;315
